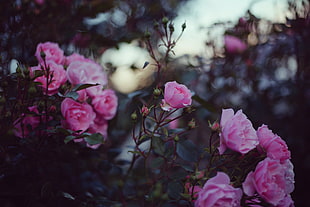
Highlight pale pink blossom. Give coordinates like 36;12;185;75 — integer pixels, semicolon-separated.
30;60;67;95
161;81;192;111
61;98;96;133
257;124;291;163
35;42;64;64
195;172;242;207
91;89;118;120
65;53;95;66
219;108;259;155
224;35;247;54
242;158;295;206
66;61;107;97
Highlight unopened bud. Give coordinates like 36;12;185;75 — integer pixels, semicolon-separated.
169;23;174;33
131;111;137;120
174;135;179;142
182;22;186;31
28;86;37;94
153;88;161;97
141;106;150;117
40;51;46;59
144;30;151;39
209;121;220;132
162;17;169;25
188;118;196;129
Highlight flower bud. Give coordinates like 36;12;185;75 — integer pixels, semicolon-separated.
131;111;137;120
40;51;46;59
169;23;174;33
209;121;220;132
188;118;196;129
182;22;186;31
28;86;37;94
162;17;169;25
141;106;150;117
144;30;151;39
153;88;161;97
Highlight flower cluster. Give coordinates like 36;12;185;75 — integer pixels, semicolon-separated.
13;42;117;149
192;108;294;207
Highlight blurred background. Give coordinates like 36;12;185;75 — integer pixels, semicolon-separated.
1;0;309;206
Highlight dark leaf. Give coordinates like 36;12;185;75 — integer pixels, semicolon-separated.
167;181;183;200
72;83;100;91
85;133;104;145
176;140;199;162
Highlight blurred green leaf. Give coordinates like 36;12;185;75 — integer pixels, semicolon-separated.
85;133;104;145
64;135;77;144
167;181;183;200
150;157;164;169
176;140;199;162
153;136;165;156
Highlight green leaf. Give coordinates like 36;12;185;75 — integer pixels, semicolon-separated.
64;135;77;144
65;91;79;100
150;157;164;169
72;83;100;91
167;181;183;200
176;140;199;162
84;133;104;145
33;70;44;79
153;136;165;156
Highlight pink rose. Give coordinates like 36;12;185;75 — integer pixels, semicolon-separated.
224;35;247;54
66;61;108;97
161;81;192;111
30;60;67;95
277;194;295;207
13;106;41;138
218;108;259;155
35;42;64;64
195;172;242;207
61;98;96;133
65;53;95;66
91;89;118;120
257;124;291;163
242;158;295;206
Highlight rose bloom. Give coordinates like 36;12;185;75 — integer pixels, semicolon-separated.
30;60;67;95
218;108;259;155
35;42;64;64
13;106;41;138
66;61;108;97
195;172;242;207
224;35;247;54
161;81;192;111
91;89;118;120
61;98;96;133
257;124;291;163
242;158;295;206
65;53;95;66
